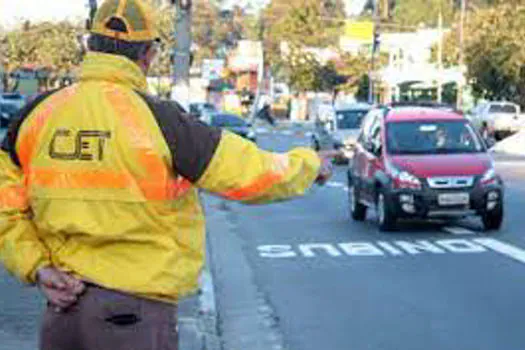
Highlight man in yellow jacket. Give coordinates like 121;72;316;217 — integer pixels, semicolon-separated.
0;0;333;349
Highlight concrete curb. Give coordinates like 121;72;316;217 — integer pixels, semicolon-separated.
177;240;221;350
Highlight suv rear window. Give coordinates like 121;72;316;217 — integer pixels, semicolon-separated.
489;104;517;113
386;120;484;155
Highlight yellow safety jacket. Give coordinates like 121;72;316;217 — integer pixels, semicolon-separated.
0;52;320;302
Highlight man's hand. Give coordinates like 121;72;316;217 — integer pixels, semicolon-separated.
36;267;85;310
315;150;339;185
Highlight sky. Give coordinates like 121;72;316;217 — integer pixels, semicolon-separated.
0;0;87;29
0;0;368;29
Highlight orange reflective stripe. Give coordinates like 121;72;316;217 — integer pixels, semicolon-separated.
103;85;178;199
29;168;192;200
18;87;77;171
30;168;131;189
139;176;193;201
0;185;28;210
221;172;283;201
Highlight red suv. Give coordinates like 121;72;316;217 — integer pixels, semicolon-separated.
348;106;504;231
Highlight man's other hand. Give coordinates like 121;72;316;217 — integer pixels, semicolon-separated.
315;150;339;185
36;267;85;310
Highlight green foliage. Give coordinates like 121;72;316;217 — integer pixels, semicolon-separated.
282;46;343;92
1;21;83;91
262;0;345;66
391;0;456;28
464;3;525;105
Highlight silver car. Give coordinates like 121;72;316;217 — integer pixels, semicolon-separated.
312;103;372;163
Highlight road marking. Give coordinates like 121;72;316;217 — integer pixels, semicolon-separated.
257;238;525;267
257;238;489;259
474;238;525;265
395;240;446;255
443;226;476;235
377;241;404;256
326;181;346;188
258;245;298;258
299;243;342;257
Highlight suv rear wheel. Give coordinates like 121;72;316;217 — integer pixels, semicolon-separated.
377;192;397;231
349;182;367;221
482;205;504;231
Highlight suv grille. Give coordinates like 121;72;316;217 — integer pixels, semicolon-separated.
427;176;474;189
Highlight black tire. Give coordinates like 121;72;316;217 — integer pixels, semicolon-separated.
348;182;367;221
482;205;504;231
377;191;397;232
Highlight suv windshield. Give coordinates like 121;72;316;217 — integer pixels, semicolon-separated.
489;104;517;113
386;120;484;155
336;110;369;129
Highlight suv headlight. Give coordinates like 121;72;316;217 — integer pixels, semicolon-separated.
481;167;497;185
386;160;421;190
395;171;422;190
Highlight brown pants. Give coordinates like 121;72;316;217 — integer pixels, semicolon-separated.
40;283;178;350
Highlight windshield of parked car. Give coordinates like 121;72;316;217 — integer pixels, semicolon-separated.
211;114;247;127
336;109;369;129
489;104;517;114
386;120;484;155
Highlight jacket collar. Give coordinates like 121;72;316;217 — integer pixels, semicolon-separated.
79;52;148;92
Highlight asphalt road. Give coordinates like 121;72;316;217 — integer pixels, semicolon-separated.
2;126;525;350
208;126;525;350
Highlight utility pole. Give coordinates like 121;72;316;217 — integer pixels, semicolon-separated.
437;8;443;103
457;0;466;109
171;0;192;111
369;0;380;104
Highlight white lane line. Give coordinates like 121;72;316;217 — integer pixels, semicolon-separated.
474;238;525;265
443;226;476;235
326;182;346;188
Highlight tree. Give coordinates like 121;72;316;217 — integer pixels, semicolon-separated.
282;46;343;92
463;3;525;105
391;0;456;28
262;0;345;65
3;21;83;91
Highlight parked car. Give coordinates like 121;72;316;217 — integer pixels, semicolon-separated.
348;106;504;232
189;102;217;121
472;101;522;141
0;92;26;127
312;103;372;163
207;113;256;143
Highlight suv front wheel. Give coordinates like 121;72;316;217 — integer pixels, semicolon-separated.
482;205;504;231
377;191;397;231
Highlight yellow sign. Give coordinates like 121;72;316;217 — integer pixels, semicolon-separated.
344;21;374;42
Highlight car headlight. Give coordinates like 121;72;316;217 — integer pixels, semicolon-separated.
247;130;256;139
343;138;356;149
387;160;421;190
481;167;497;185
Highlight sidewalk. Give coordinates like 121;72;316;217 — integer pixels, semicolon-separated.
177;246;221;350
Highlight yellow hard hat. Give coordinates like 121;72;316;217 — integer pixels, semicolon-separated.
91;0;160;42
